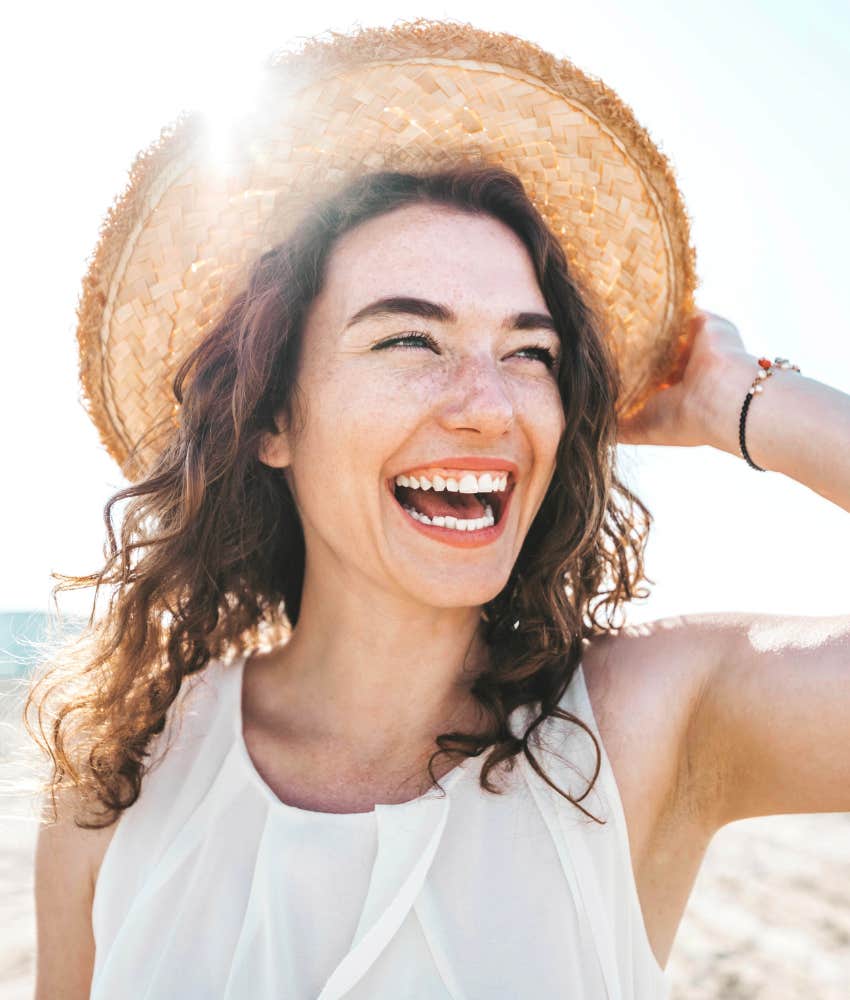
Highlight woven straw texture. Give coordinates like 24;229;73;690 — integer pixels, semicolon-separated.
76;17;698;483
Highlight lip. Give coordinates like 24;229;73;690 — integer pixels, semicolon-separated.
392;456;520;481
385;473;517;549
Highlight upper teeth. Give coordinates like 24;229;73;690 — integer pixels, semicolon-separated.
394;471;509;493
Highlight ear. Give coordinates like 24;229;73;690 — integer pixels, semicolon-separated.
257;418;292;469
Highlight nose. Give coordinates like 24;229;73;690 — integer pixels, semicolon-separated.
435;355;516;437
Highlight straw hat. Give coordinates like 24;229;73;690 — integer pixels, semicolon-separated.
76;17;698;484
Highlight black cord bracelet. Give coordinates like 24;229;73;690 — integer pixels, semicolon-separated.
738;391;766;471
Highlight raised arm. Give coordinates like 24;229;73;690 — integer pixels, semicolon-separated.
619;309;850;513
695;320;850;513
618;309;850;830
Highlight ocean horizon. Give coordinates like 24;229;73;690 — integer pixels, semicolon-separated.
0;610;88;679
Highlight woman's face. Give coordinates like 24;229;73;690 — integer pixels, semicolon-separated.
260;203;566;611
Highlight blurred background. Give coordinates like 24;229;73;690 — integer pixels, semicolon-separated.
1;1;848;996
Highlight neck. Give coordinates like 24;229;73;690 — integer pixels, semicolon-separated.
256;574;492;762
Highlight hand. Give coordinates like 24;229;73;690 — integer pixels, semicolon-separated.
617;309;753;447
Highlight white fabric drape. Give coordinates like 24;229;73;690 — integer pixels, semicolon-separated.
91;650;670;999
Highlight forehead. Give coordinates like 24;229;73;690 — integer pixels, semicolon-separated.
319;203;545;322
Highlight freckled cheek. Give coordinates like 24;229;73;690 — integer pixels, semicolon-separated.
296;376;423;502
527;389;567;463
337;372;441;431
347;376;426;426
521;380;565;421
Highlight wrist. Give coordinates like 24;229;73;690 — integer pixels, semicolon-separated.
688;352;762;457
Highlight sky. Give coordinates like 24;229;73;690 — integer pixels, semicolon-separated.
1;0;848;623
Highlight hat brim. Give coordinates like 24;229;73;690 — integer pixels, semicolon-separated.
77;17;698;482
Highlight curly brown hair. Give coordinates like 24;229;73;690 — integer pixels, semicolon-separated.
23;161;653;830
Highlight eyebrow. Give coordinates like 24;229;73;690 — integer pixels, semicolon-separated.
342;296;557;335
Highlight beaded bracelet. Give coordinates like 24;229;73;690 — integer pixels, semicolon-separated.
738;356;801;471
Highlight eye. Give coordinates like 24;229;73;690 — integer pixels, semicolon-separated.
373;331;439;352
515;345;559;370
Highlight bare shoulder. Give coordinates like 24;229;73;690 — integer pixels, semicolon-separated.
34;785;119;1000
578;615;732;968
579;614;725;835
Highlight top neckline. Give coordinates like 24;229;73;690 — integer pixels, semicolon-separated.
230;647;480;821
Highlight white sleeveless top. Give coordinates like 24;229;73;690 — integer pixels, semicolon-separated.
91;650;670;999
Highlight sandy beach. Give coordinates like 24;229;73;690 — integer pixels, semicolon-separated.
2;677;848;998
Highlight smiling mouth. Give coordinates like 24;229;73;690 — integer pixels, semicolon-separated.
390;479;513;526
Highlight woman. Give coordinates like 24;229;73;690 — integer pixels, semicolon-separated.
29;21;850;1000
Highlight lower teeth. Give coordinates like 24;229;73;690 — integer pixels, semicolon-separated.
402;503;495;531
